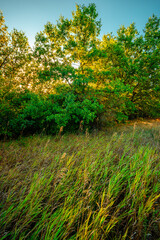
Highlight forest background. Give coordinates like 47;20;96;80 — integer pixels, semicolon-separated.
0;3;160;138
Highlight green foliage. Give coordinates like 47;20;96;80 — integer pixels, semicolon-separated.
0;5;160;138
0;5;160;239
0;90;103;138
0;124;160;239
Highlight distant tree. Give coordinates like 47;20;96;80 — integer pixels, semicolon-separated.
34;4;101;97
116;15;160;117
0;10;9;67
0;11;30;94
136;15;160;117
0;5;160;138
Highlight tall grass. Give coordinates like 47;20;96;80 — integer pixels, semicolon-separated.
0;121;160;239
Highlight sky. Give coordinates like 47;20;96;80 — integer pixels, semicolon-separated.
1;0;160;47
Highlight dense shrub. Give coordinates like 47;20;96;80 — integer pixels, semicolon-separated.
0;91;103;138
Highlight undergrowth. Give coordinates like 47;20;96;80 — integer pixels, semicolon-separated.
0;121;160;239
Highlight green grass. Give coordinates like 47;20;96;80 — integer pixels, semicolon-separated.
0;120;160;239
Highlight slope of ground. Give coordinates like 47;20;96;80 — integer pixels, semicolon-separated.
0;120;160;239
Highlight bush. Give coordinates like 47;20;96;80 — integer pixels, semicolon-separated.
0;91;103;138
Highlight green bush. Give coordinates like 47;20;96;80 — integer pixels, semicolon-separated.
0;91;103;138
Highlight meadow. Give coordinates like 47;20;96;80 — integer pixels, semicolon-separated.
0;120;160;240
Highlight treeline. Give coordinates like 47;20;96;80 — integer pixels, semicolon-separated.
0;4;160;138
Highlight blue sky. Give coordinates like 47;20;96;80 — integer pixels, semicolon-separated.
1;0;160;47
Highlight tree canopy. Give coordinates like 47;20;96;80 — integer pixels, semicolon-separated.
0;4;160;138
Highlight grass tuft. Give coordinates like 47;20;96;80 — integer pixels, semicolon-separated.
0;120;160;239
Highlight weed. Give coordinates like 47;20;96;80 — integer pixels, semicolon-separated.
0;121;160;239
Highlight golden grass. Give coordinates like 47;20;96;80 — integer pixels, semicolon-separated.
0;121;160;239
